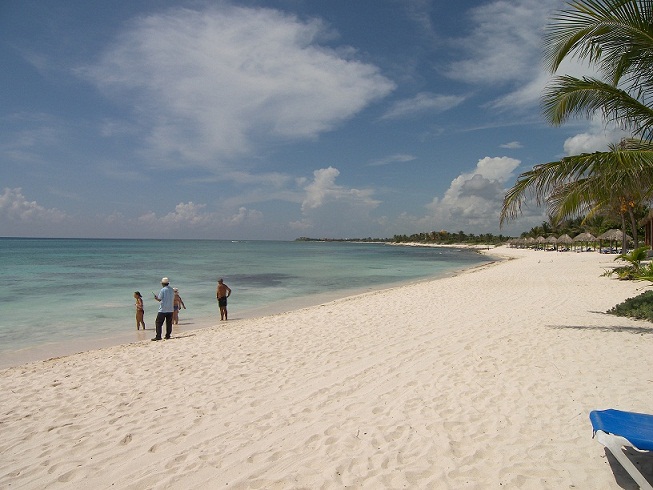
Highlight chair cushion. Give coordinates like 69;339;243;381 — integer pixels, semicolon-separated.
590;409;653;451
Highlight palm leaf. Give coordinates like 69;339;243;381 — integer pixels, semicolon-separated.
542;76;653;138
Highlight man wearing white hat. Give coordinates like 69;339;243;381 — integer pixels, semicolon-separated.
152;277;174;341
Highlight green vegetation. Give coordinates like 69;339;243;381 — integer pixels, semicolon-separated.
392;230;508;245
500;0;653;253
607;290;653;322
502;0;653;323
295;236;388;242
605;246;653;322
603;246;650;279
296;230;510;245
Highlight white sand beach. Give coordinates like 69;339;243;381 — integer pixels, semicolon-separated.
1;246;652;489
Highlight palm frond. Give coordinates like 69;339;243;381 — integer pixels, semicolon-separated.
500;147;653;225
545;0;653;86
542;75;653;138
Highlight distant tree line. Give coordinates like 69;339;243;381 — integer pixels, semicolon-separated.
392;230;509;245
296;211;647;245
296;232;508;244
295;236;388;242
500;1;653;253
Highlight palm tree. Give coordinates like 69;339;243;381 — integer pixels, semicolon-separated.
544;140;652;248
501;0;653;246
502;141;651;248
543;0;653;138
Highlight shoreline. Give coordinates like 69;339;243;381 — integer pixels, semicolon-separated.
0;246;494;370
2;245;652;488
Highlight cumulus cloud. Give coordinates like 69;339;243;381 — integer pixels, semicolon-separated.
144;202;211;226
227;207;264;225
301;167;378;211
0;188;67;222
82;5;395;167
296;167;381;234
138;201;263;229
381;92;465;120
563;118;630;155
424;156;522;230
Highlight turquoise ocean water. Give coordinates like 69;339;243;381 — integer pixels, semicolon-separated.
1;238;491;366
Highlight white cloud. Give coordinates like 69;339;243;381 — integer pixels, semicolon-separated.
381;92;465;120
82;5;395;168
367;153;417;167
0;188;67;222
162;202;210;226
446;0;558;86
301;167;378;211
288;218;313;231
227;207;264;225
403;0;436;39
297;167;381;234
448;0;623;159
500;141;523;149
137;201;263;229
563;118;630;155
423;156;523;230
0;113;66;165
445;0;600;114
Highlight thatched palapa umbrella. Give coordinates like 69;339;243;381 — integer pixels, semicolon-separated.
545;235;558;250
573;232;596;252
558;234;573;244
557;234;572;251
598;229;632;253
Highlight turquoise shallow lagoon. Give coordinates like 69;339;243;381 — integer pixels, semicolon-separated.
1;238;491;366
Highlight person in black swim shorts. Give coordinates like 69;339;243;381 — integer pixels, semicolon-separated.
216;278;231;321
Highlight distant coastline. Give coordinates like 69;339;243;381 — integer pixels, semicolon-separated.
296;229;512;247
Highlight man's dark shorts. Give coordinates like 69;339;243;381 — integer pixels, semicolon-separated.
218;297;227;307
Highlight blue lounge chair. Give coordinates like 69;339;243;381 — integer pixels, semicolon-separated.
590;409;653;489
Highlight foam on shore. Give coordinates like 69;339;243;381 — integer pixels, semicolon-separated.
1;246;651;488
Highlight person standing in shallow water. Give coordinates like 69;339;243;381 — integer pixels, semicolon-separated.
152;277;174;341
134;291;145;330
172;287;186;325
216;278;231;321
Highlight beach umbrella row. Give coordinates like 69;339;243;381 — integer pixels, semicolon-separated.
509;232;593;249
509;234;573;248
509;229;634;251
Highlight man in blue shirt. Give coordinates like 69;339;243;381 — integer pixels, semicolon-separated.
152;277;174;341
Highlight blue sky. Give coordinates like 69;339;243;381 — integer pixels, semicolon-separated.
1;0;628;239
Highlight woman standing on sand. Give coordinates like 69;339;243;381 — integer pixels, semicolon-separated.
134;291;145;330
